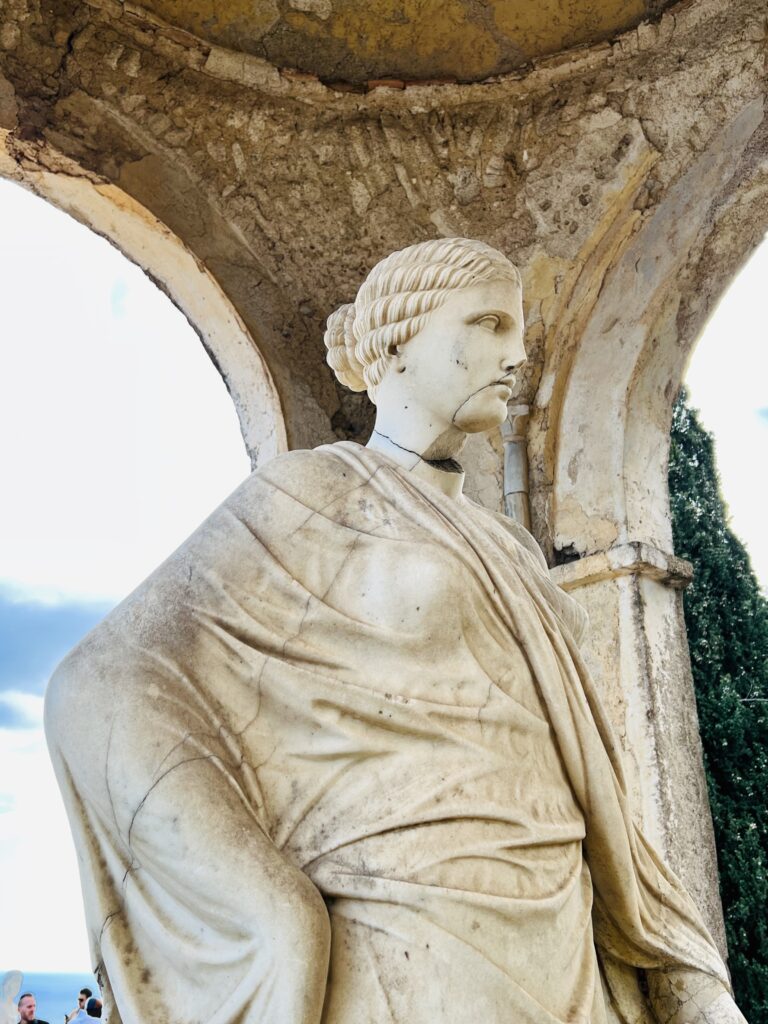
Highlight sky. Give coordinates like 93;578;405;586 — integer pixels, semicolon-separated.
0;178;250;974
0;176;766;975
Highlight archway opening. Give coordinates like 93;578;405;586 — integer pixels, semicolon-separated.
0;174;260;1003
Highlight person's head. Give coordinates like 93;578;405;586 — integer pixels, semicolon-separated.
17;993;36;1022
77;989;92;1010
85;997;102;1018
324;237;525;434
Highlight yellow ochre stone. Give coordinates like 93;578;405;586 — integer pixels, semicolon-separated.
123;0;663;82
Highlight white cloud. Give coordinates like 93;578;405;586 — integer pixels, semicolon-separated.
0;690;45;729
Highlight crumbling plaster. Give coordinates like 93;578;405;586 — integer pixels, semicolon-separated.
552;96;764;560
553;546;725;949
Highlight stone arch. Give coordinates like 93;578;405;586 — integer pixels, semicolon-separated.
546;98;766;561
0;128;287;468
526;96;767;949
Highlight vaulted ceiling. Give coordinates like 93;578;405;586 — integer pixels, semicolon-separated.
139;0;675;83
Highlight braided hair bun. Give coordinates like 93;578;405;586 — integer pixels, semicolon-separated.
324;302;367;392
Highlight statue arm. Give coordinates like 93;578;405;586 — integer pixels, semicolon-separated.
150;768;333;1022
646;969;748;1024
244;840;333;1023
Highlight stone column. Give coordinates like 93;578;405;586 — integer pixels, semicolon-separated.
551;543;727;953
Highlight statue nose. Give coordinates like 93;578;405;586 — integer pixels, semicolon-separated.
503;357;526;374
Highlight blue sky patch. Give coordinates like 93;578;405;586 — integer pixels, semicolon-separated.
0;588;112;704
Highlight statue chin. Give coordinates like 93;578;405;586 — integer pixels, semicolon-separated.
453;390;510;433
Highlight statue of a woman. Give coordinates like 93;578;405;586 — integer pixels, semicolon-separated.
46;238;746;1024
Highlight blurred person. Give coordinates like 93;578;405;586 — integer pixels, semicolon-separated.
84;1000;101;1020
65;990;91;1023
17;993;48;1024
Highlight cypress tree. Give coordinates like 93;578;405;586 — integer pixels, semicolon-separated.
669;389;768;1017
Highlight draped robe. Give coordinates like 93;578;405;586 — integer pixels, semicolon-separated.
45;442;730;1024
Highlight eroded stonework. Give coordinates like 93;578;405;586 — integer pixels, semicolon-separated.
74;0;676;84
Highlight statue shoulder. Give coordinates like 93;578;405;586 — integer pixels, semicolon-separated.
240;443;366;509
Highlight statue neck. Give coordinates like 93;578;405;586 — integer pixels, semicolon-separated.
366;419;467;500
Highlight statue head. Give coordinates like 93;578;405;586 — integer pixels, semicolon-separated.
324;237;523;398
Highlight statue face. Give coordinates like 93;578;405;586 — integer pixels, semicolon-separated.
388;277;525;434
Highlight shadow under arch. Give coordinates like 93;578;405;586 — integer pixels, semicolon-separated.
0;128;288;469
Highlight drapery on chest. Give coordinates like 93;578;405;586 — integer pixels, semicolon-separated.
223;468;585;875
250;605;585;887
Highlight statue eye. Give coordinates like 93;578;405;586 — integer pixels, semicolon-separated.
475;314;500;331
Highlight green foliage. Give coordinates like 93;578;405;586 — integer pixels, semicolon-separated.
669;389;768;1017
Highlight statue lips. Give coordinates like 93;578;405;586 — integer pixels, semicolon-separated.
488;374;516;400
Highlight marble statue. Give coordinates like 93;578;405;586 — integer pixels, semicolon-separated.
45;238;747;1024
1;972;23;1024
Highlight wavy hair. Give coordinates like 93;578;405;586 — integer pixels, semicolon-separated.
324;238;521;393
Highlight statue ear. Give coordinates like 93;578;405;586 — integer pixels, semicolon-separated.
386;340;407;372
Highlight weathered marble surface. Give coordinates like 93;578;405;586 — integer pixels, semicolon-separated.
46;239;745;1023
